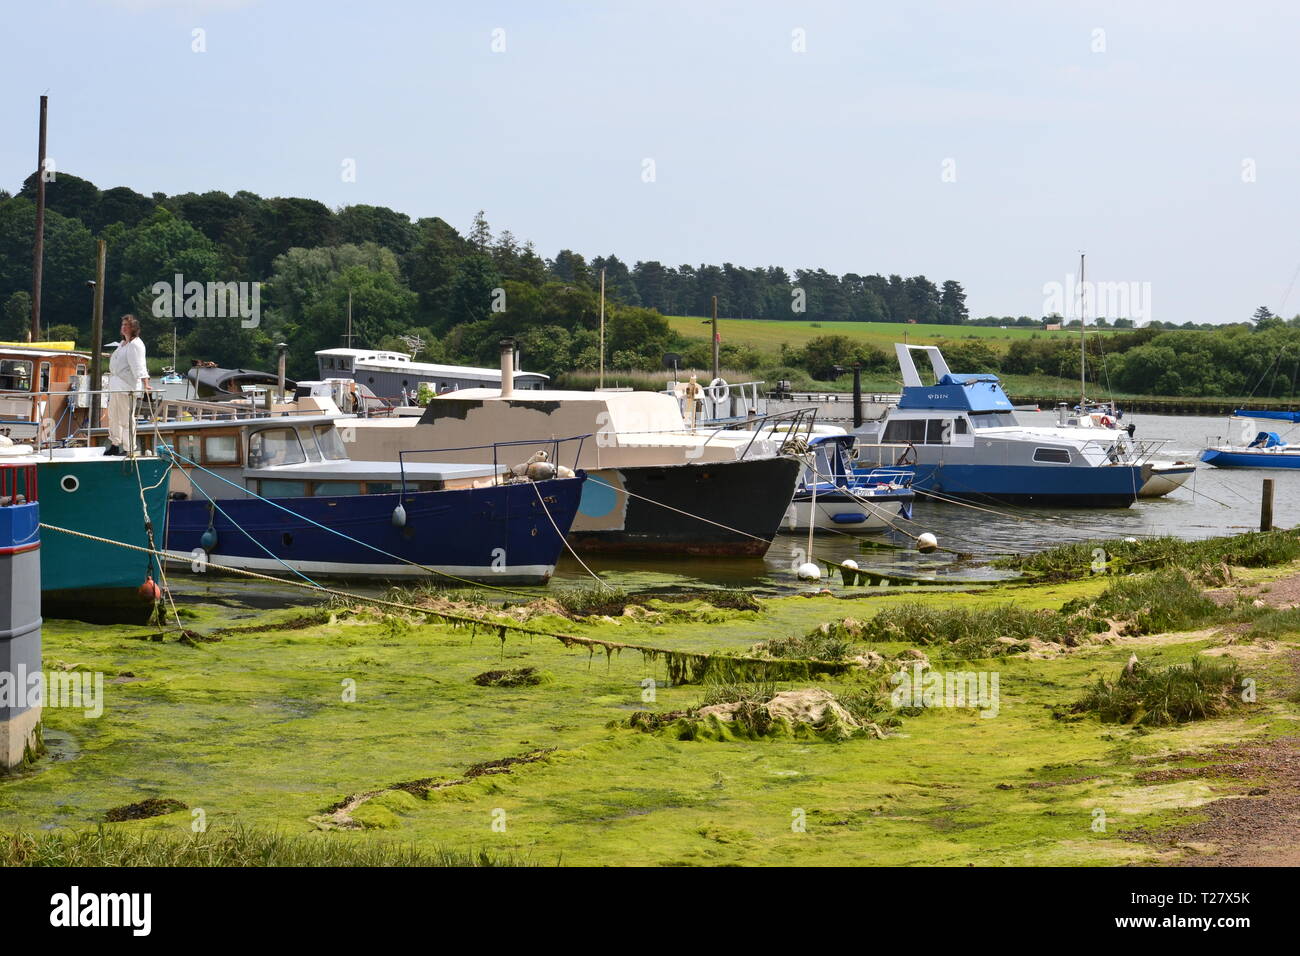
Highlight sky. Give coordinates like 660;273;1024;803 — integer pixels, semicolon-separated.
2;0;1299;323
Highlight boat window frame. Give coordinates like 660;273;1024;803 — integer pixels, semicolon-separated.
247;426;306;468
1032;446;1072;464
313;424;348;460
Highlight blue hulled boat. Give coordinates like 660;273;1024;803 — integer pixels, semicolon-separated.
1201;410;1300;468
141;414;586;584
852;345;1151;507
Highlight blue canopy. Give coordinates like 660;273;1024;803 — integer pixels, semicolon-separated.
1249;431;1283;448
1234;408;1300;423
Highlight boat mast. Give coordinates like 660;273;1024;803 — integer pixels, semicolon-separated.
1079;252;1086;407
345;290;353;348
30;95;48;343
598;267;606;389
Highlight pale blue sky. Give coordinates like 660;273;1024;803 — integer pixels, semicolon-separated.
3;0;1298;322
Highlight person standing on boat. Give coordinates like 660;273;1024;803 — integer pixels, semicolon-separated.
105;314;150;456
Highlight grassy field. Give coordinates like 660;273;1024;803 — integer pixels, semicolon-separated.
2;553;1297;866
665;316;1113;354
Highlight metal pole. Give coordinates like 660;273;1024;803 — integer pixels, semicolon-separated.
1261;478;1274;532
711;295;720;380
89;240;106;438
30;95;48;342
598;268;606;389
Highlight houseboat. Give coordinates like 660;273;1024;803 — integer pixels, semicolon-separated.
138;411;585;584
316;346;548;405
338;341;803;556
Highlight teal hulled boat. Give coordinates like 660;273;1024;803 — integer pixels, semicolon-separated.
9;448;170;623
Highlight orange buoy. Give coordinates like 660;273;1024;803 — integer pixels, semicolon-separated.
138;573;161;602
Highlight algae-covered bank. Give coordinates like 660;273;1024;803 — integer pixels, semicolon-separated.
3;534;1300;867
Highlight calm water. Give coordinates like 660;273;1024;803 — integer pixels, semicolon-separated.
550;410;1300;594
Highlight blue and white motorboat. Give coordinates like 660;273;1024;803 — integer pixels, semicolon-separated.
784;434;914;533
1201;410;1300;469
138;412;586;584
852;345;1152;507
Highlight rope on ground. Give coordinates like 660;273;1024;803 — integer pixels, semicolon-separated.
37;521;853;683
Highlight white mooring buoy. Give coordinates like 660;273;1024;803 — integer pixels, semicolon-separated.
916;532;938;553
796;562;822;581
840;558;858;571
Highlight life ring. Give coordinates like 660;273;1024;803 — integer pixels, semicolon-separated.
895;441;917;466
1100;415;1114;428
707;377;730;404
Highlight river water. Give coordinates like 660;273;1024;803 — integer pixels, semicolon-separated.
549;410;1300;594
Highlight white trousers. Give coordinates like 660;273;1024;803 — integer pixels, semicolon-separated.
107;390;137;450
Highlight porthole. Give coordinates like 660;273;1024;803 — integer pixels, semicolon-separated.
60;475;80;493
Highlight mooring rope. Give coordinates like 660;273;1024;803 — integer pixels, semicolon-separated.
530;481;611;589
37;521;853;683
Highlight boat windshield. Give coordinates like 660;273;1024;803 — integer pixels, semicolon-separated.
314;425;348;460
969;412;1019;429
249;427;306;467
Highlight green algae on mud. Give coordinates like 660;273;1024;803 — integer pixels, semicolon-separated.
2;566;1298;866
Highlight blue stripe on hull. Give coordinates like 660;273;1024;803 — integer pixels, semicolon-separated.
1200;449;1300;469
910;463;1143;506
165;476;585;583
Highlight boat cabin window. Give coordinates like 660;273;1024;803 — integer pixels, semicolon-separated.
0;359;32;392
314;425;347;460
204;434;240;464
1032;447;1072;464
257;479;308;498
173;434;201;463
248;427;305;467
882;418;962;444
310;481;362;497
39;362;50;394
969;412;1017;428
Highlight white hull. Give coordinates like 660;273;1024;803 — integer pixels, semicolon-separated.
1138;463;1195;498
782;498;895;533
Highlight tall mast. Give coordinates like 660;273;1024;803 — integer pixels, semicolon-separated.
1079;252;1087;406
345;289;353;347
598;267;606;389
30;95;49;342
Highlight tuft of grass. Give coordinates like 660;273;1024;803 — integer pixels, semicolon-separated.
998;530;1300;583
1068;569;1222;635
851;603;1086;658
0;825;534;867
751;626;854;661
552;584;630;617
1071;656;1246;727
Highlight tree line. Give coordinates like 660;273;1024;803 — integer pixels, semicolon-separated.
0;171;967;380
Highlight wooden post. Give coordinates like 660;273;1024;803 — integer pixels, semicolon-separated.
1261;478;1274;532
30;95;48;342
89;240;106;437
711;295;720;381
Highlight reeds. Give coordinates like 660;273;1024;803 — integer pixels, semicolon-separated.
1071;656;1245;726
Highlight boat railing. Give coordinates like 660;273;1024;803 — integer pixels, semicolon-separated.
396;435;592;494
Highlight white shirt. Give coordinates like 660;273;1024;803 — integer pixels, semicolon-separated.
109;337;148;392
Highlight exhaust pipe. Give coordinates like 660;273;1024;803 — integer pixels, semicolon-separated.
499;338;515;398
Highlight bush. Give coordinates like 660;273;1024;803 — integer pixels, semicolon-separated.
1071;656;1245;726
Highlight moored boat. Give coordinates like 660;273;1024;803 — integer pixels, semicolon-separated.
337;340;804;557
139;412;584;584
1200;410;1300;469
783;435;914;533
853;344;1153;507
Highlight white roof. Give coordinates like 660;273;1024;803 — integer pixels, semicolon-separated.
315;348;548;381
